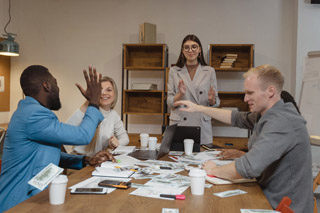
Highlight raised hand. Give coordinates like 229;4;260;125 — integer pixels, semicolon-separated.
75;66;102;106
178;80;186;96
208;87;216;105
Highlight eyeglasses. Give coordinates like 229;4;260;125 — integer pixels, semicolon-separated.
182;44;199;52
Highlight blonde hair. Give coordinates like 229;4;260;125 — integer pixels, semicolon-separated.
244;64;284;91
101;76;118;109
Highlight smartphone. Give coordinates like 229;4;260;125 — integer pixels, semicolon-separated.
202;144;222;150
70;187;107;194
98;180;131;189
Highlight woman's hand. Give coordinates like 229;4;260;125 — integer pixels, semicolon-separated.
108;136;119;150
208;87;216;106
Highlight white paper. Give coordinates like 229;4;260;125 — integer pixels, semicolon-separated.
92;167;135;178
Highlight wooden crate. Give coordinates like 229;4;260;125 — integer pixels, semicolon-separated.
123;90;163;114
218;91;248;111
123;44;166;70
209;44;254;72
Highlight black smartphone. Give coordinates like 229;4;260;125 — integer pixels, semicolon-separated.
202;144;222;150
98;180;131;189
70;187;107;194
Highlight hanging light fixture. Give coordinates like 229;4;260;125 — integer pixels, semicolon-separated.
0;0;19;56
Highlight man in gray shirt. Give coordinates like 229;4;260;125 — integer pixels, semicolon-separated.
175;64;313;212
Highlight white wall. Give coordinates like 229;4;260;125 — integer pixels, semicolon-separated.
1;0;298;134
296;0;320;102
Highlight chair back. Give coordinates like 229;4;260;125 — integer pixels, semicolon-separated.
314;171;320;213
275;196;294;213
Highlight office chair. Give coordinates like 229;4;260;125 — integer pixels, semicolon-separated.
314;171;320;213
275;196;294;213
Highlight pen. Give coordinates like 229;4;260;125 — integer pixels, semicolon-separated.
207;174;216;178
160;194;186;200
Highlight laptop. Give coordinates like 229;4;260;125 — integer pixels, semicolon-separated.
170;126;201;152
128;124;177;160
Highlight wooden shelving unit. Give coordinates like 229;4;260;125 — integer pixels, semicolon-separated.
209;44;254;72
121;44;168;132
209;44;254;149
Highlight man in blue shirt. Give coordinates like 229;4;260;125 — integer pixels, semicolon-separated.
0;65;115;212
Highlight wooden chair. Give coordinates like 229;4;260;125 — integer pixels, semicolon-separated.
314;171;320;213
275;196;294;213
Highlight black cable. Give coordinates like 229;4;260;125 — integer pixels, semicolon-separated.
3;0;12;35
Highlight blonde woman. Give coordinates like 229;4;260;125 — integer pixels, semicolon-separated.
67;76;129;156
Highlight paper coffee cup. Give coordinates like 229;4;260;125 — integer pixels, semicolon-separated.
184;139;194;155
49;174;68;205
189;168;206;195
140;133;149;148
148;137;157;150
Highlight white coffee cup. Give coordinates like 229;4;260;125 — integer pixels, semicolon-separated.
148;137;157;150
49;174;68;205
183;139;194;155
189;168;206;195
140;133;149;148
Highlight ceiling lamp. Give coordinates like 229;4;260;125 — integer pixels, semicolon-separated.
0;0;19;56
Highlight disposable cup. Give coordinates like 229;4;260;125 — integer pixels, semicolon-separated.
49;174;68;205
148;137;157;150
183;139;194;155
140;133;149;148
189;168;206;195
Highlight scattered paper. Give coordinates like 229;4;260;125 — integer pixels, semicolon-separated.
240;210;280;213
28;163;63;191
162;208;179;213
214;189;247;198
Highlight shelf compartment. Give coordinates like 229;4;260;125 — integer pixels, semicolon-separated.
123;90;164;114
209;44;254;72
218;91;248;111
213;137;248;151
123;44;166;70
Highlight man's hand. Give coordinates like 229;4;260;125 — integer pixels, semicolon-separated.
216;149;245;160
174;100;200;112
86;150;116;166
108;136;119;150
202;160;217;176
75;66;102;106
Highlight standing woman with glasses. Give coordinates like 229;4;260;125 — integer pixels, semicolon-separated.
167;34;220;144
67;76;129;156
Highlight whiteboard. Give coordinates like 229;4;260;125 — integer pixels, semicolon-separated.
299;55;320;136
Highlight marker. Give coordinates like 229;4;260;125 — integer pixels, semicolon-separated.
160;194;186;200
207;174;216;178
160;166;172;170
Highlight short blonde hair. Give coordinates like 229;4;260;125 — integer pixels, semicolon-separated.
101;76;118;109
244;64;284;91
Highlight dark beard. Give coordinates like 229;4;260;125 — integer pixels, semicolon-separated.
48;90;61;111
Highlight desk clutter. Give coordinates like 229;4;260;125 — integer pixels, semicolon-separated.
67;148;256;202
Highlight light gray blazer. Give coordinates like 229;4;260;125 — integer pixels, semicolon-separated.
167;65;220;144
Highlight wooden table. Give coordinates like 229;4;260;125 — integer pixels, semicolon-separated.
7;157;272;213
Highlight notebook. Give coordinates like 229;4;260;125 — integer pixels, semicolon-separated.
170;126;201;152
128;124;177;160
